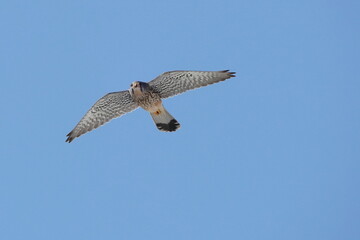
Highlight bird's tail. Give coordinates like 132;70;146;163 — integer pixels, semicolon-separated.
150;105;180;132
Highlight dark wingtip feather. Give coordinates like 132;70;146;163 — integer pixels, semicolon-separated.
221;70;236;78
65;131;75;143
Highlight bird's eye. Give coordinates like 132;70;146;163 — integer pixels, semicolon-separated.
130;83;133;87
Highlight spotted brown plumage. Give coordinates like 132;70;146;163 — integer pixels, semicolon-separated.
66;70;235;142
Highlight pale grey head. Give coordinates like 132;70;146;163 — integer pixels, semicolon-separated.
130;81;150;95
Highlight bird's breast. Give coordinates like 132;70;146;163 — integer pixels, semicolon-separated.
131;87;143;97
132;90;162;112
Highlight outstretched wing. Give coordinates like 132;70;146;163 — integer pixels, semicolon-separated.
66;90;138;143
148;70;235;99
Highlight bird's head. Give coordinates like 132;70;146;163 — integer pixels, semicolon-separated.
130;81;149;93
130;81;140;89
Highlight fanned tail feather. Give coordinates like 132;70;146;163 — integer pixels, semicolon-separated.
150;106;180;132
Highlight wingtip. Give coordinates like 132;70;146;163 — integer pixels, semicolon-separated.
221;70;236;78
65;131;74;143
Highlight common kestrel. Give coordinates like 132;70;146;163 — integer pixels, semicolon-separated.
66;70;235;142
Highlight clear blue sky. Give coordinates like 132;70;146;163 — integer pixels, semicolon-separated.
1;1;359;239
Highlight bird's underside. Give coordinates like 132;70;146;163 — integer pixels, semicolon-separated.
66;70;235;143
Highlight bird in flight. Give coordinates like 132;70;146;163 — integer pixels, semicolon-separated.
66;70;235;143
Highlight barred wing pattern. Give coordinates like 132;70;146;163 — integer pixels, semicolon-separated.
148;70;235;99
66;91;138;143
